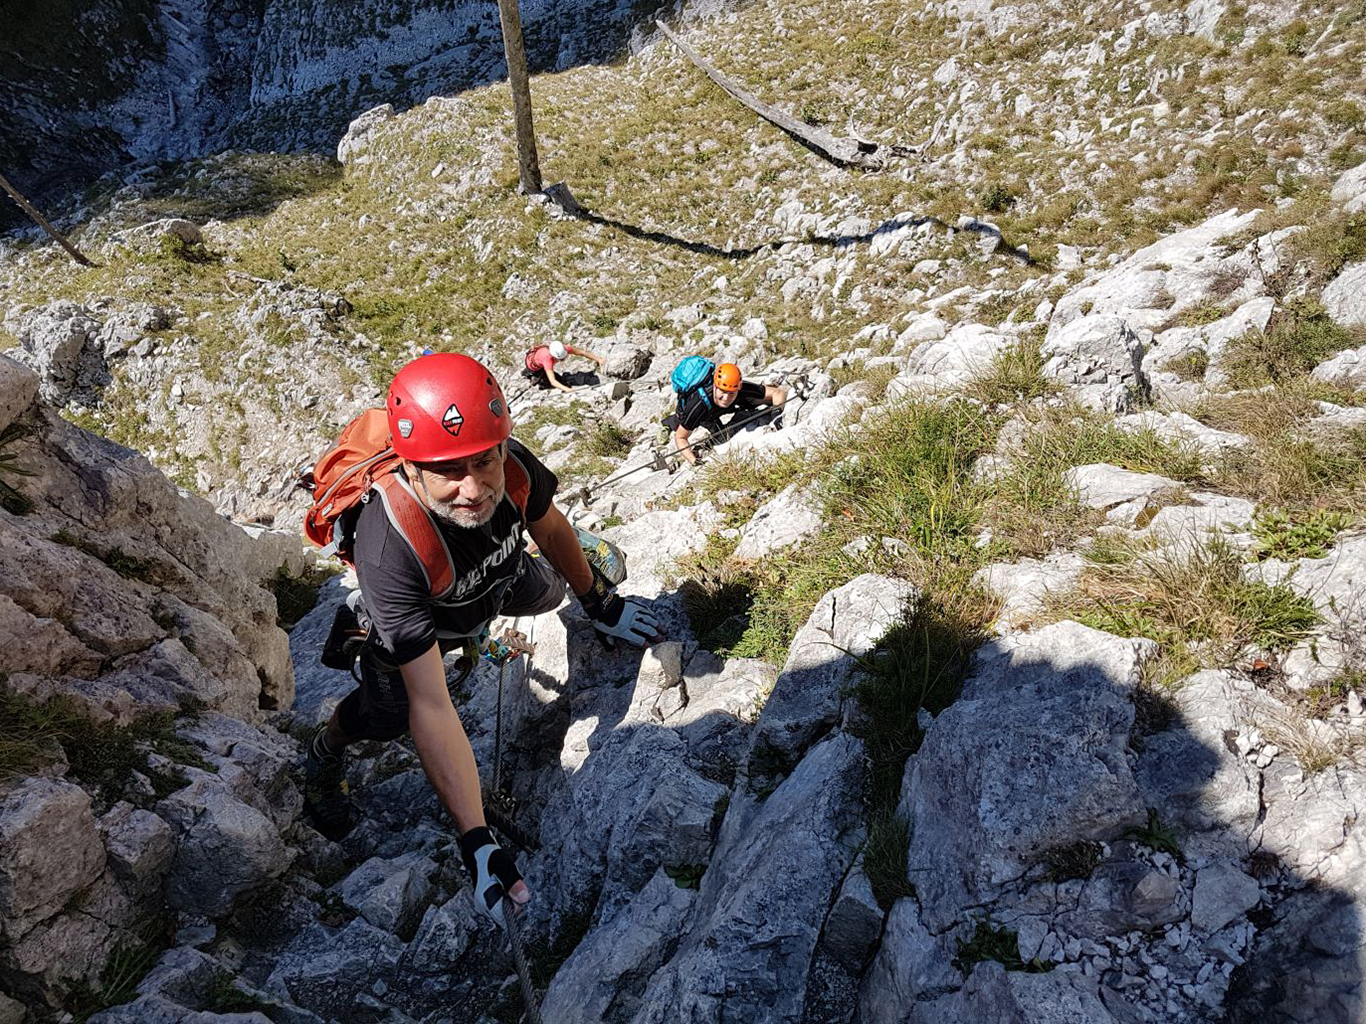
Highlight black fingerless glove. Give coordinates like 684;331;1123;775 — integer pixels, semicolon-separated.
458;826;523;926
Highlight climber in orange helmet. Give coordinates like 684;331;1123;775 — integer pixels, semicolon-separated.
666;361;786;467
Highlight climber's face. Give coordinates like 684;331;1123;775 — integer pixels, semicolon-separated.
714;387;739;409
405;443;506;528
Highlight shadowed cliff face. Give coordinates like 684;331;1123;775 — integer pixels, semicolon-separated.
0;0;665;227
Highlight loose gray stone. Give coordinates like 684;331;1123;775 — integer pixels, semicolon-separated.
1190;863;1261;935
0;354;39;433
732;483;823;561
1321;263;1366;329
163;784;292;917
0;777;105;940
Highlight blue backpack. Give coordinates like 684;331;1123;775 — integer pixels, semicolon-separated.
671;356;715;408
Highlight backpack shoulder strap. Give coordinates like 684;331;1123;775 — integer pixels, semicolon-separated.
370;471;456;599
505;450;532;522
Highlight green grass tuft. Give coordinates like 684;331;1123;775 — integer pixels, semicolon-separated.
953;919;1052;976
1251;507;1353;561
0;690;207;802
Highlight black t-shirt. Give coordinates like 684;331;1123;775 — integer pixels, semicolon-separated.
677;380;767;433
353;439;557;663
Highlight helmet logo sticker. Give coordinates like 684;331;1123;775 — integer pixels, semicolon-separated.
397;418;414;438
441;403;464;437
489;398;504;418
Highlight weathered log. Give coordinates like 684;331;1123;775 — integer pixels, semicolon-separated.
657;21;924;170
497;0;543;193
0;170;98;267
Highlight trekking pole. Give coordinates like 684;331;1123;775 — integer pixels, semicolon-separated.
502;896;545;1024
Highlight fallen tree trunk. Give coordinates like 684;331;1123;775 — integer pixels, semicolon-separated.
657;21;924;171
0;170;98;267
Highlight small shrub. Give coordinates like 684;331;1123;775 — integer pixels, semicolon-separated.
65;922;171;1020
1223;299;1360;388
581;420;636;458
962;337;1056;406
978;182;1017;213
854;595;991;813
1160;349;1209;382
864;813;916;909
205;971;271;1014
1044;840;1104;882
0;423;36;515
1325;100;1366;131
953;920;1052;975
664;863;707;889
154;233;219;266
0;691;203;802
1055;534;1321;662
1251;507;1352;561
1124;808;1182;859
1177;302;1228;327
50;528;158;583
268;563;333;631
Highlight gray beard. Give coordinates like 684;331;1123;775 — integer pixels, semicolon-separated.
428;487;503;529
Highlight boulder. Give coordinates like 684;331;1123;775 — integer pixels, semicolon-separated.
540;868;697;1023
974;552;1086;630
751;574;916;769
0;777;105;940
909;962;1127;1023
894;323;1013;390
1257;763;1366;897
1050;209;1262;333
1112;411;1248;460
1041;316;1148;413
632;733;866;1024
1136;491;1256;550
0;354;38;433
533;725;727;912
1321;262;1366;329
1225;888;1366;1024
732;483;823;560
265;917;404;1019
603;345;652;380
125;218;202;248
98;803;175;894
903;623;1153;931
1331;162;1366;214
1190;863;1262;935
337;851;436;940
1134;670;1263;864
11;301;105;404
1064;462;1183;525
162;783;292;917
859;898;959;1024
336;103;395;167
1311;342;1366;390
822;858;884;972
1053;857;1185;938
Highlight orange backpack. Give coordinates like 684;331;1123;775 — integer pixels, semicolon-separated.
303;408;531;599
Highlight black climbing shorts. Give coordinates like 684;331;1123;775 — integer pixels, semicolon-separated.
335;552;567;742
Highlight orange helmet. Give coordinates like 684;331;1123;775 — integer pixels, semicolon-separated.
714;362;743;394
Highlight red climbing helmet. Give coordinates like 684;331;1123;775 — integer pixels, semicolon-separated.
386;352;513;462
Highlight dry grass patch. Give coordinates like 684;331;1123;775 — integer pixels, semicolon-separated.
1048;533;1321;673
